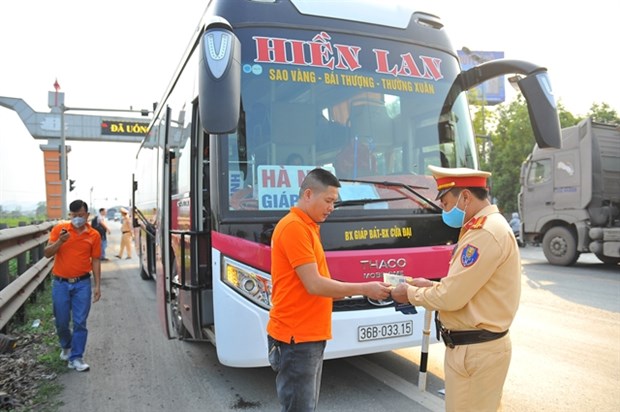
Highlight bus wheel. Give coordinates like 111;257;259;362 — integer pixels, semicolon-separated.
139;262;151;280
542;226;579;266
139;250;152;280
170;259;191;339
170;287;191;339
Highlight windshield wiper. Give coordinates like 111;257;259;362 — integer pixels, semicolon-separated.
339;178;442;212
335;196;407;208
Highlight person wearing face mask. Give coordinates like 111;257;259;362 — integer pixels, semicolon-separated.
44;199;102;372
391;165;521;412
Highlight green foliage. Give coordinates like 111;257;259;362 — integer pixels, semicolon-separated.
8;279;66;411
0;213;48;228
487;96;533;213
36;202;48;219
557;103;580;128
587;102;619;124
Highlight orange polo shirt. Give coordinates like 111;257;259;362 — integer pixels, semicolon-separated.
49;221;101;278
267;207;333;344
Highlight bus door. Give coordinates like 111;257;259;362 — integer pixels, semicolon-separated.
165;104;212;340
158;106;173;338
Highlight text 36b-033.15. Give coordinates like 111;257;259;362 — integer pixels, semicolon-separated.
358;320;413;342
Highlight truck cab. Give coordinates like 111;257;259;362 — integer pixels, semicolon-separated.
519;118;620;265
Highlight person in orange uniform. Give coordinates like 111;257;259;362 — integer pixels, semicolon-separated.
267;168;392;412
392;165;521;412
44;199;102;372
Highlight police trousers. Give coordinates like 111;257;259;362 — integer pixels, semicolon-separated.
444;332;512;412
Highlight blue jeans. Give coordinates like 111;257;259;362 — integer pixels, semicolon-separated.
270;336;326;412
101;238;107;259
52;278;92;361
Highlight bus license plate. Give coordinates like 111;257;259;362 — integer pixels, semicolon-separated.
358;320;413;342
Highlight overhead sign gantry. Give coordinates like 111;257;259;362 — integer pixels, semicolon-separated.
0;86;151;219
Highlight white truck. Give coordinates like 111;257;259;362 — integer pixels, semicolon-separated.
519;117;620;265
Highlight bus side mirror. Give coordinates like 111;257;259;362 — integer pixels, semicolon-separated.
199;20;241;134
514;72;562;149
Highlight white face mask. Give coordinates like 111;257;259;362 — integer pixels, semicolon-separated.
71;216;86;228
441;193;466;228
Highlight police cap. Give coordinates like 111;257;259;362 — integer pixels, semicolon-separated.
428;165;491;200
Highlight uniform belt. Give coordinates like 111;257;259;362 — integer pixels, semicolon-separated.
443;329;508;348
53;273;91;284
435;315;507;348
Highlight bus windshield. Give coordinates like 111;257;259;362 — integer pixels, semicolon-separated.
225;28;477;213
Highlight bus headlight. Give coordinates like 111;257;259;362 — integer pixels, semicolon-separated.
222;257;272;309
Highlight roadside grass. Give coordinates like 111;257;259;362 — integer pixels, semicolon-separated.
0;217;48;228
5;278;65;412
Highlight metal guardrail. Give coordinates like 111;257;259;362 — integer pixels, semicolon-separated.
0;222;55;331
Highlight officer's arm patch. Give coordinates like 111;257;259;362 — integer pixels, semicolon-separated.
461;244;480;267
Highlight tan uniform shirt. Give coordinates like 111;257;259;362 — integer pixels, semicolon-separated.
407;204;521;332
121;216;132;233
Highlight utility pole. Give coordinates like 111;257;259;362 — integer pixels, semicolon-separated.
48;81;151;219
60;104;67;218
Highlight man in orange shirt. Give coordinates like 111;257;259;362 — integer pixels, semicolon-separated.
45;199;102;372
267;168;391;412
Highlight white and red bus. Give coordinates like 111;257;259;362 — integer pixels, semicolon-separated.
132;0;560;367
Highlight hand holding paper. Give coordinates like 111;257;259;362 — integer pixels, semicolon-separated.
382;273;412;288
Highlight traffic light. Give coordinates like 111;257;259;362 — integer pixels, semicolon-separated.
69;179;76;192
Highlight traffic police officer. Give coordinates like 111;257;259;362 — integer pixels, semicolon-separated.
392;165;521;411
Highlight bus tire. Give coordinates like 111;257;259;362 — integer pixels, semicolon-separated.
542;226;579;266
140;264;151;280
170;257;191;339
171;287;191;340
139;249;152;280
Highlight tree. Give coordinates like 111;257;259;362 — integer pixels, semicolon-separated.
587;102;619;124
36;202;47;219
487;96;533;214
470;103;497;169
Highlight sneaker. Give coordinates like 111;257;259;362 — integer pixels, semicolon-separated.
126;257;131;260
60;348;71;361
101;257;109;261
68;358;90;372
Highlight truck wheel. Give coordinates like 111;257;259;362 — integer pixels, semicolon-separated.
594;253;620;265
542;226;579;266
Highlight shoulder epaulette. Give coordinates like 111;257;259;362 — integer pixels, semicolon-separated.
464;216;487;230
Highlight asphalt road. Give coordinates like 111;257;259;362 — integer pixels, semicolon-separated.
501;247;620;411
56;226;619;411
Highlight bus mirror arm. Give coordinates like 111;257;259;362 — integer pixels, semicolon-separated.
441;59;562;149
134;206;156;237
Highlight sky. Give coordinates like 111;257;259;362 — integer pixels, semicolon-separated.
1;0;618;210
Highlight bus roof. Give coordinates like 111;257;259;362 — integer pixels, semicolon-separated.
290;0;432;29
